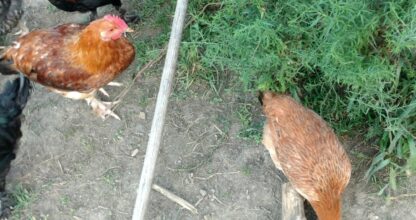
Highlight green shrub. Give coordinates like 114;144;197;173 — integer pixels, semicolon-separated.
181;0;416;192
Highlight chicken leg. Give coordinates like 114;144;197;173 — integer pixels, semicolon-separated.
49;88;121;120
85;95;120;120
13;20;29;36
98;81;123;97
117;7;140;23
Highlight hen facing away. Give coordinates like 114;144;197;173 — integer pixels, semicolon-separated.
260;92;351;220
48;0;139;23
0;76;31;217
1;15;135;120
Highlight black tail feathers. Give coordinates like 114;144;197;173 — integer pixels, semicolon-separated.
0;60;20;76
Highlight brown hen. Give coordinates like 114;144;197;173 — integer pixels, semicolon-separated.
261;91;351;220
1;15;135;119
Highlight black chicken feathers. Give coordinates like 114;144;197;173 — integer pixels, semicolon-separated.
0;76;31;192
47;0;122;13
47;0;138;22
48;0;122;21
0;60;20;76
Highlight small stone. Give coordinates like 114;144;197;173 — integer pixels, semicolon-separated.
368;212;379;220
184;178;191;184
199;189;207;197
131;148;139;157
139;112;146;120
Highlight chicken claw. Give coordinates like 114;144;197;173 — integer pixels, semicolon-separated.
13;20;29;36
99;83;122;97
107;81;123;87
99;88;110;97
85;97;121;120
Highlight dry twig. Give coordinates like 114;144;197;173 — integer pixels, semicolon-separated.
388;193;416;201
194;171;240;181
152;184;198;214
194;195;206;207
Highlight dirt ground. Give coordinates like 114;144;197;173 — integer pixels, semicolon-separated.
1;0;416;219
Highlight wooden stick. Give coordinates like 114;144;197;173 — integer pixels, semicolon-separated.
152;184;198;214
110;49;166;113
131;0;189;219
111;2;221;113
282;183;306;220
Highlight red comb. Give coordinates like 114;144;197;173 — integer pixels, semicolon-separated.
104;14;128;30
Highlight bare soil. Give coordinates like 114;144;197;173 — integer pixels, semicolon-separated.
1;0;416;219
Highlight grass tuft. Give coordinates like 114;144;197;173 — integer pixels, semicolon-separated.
10;184;35;219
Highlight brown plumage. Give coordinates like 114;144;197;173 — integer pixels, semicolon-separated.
261;91;351;220
1;15;135;119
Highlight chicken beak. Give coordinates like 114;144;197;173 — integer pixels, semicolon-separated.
125;28;134;33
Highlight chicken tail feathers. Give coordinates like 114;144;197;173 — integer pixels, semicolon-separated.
0;76;31;191
0;59;19;75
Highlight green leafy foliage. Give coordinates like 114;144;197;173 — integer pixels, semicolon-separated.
181;0;416;190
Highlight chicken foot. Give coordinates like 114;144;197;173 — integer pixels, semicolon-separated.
85;96;121;120
98;81;123;97
48;88;121;120
13;20;28;36
99;88;110;97
0;21;28;49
